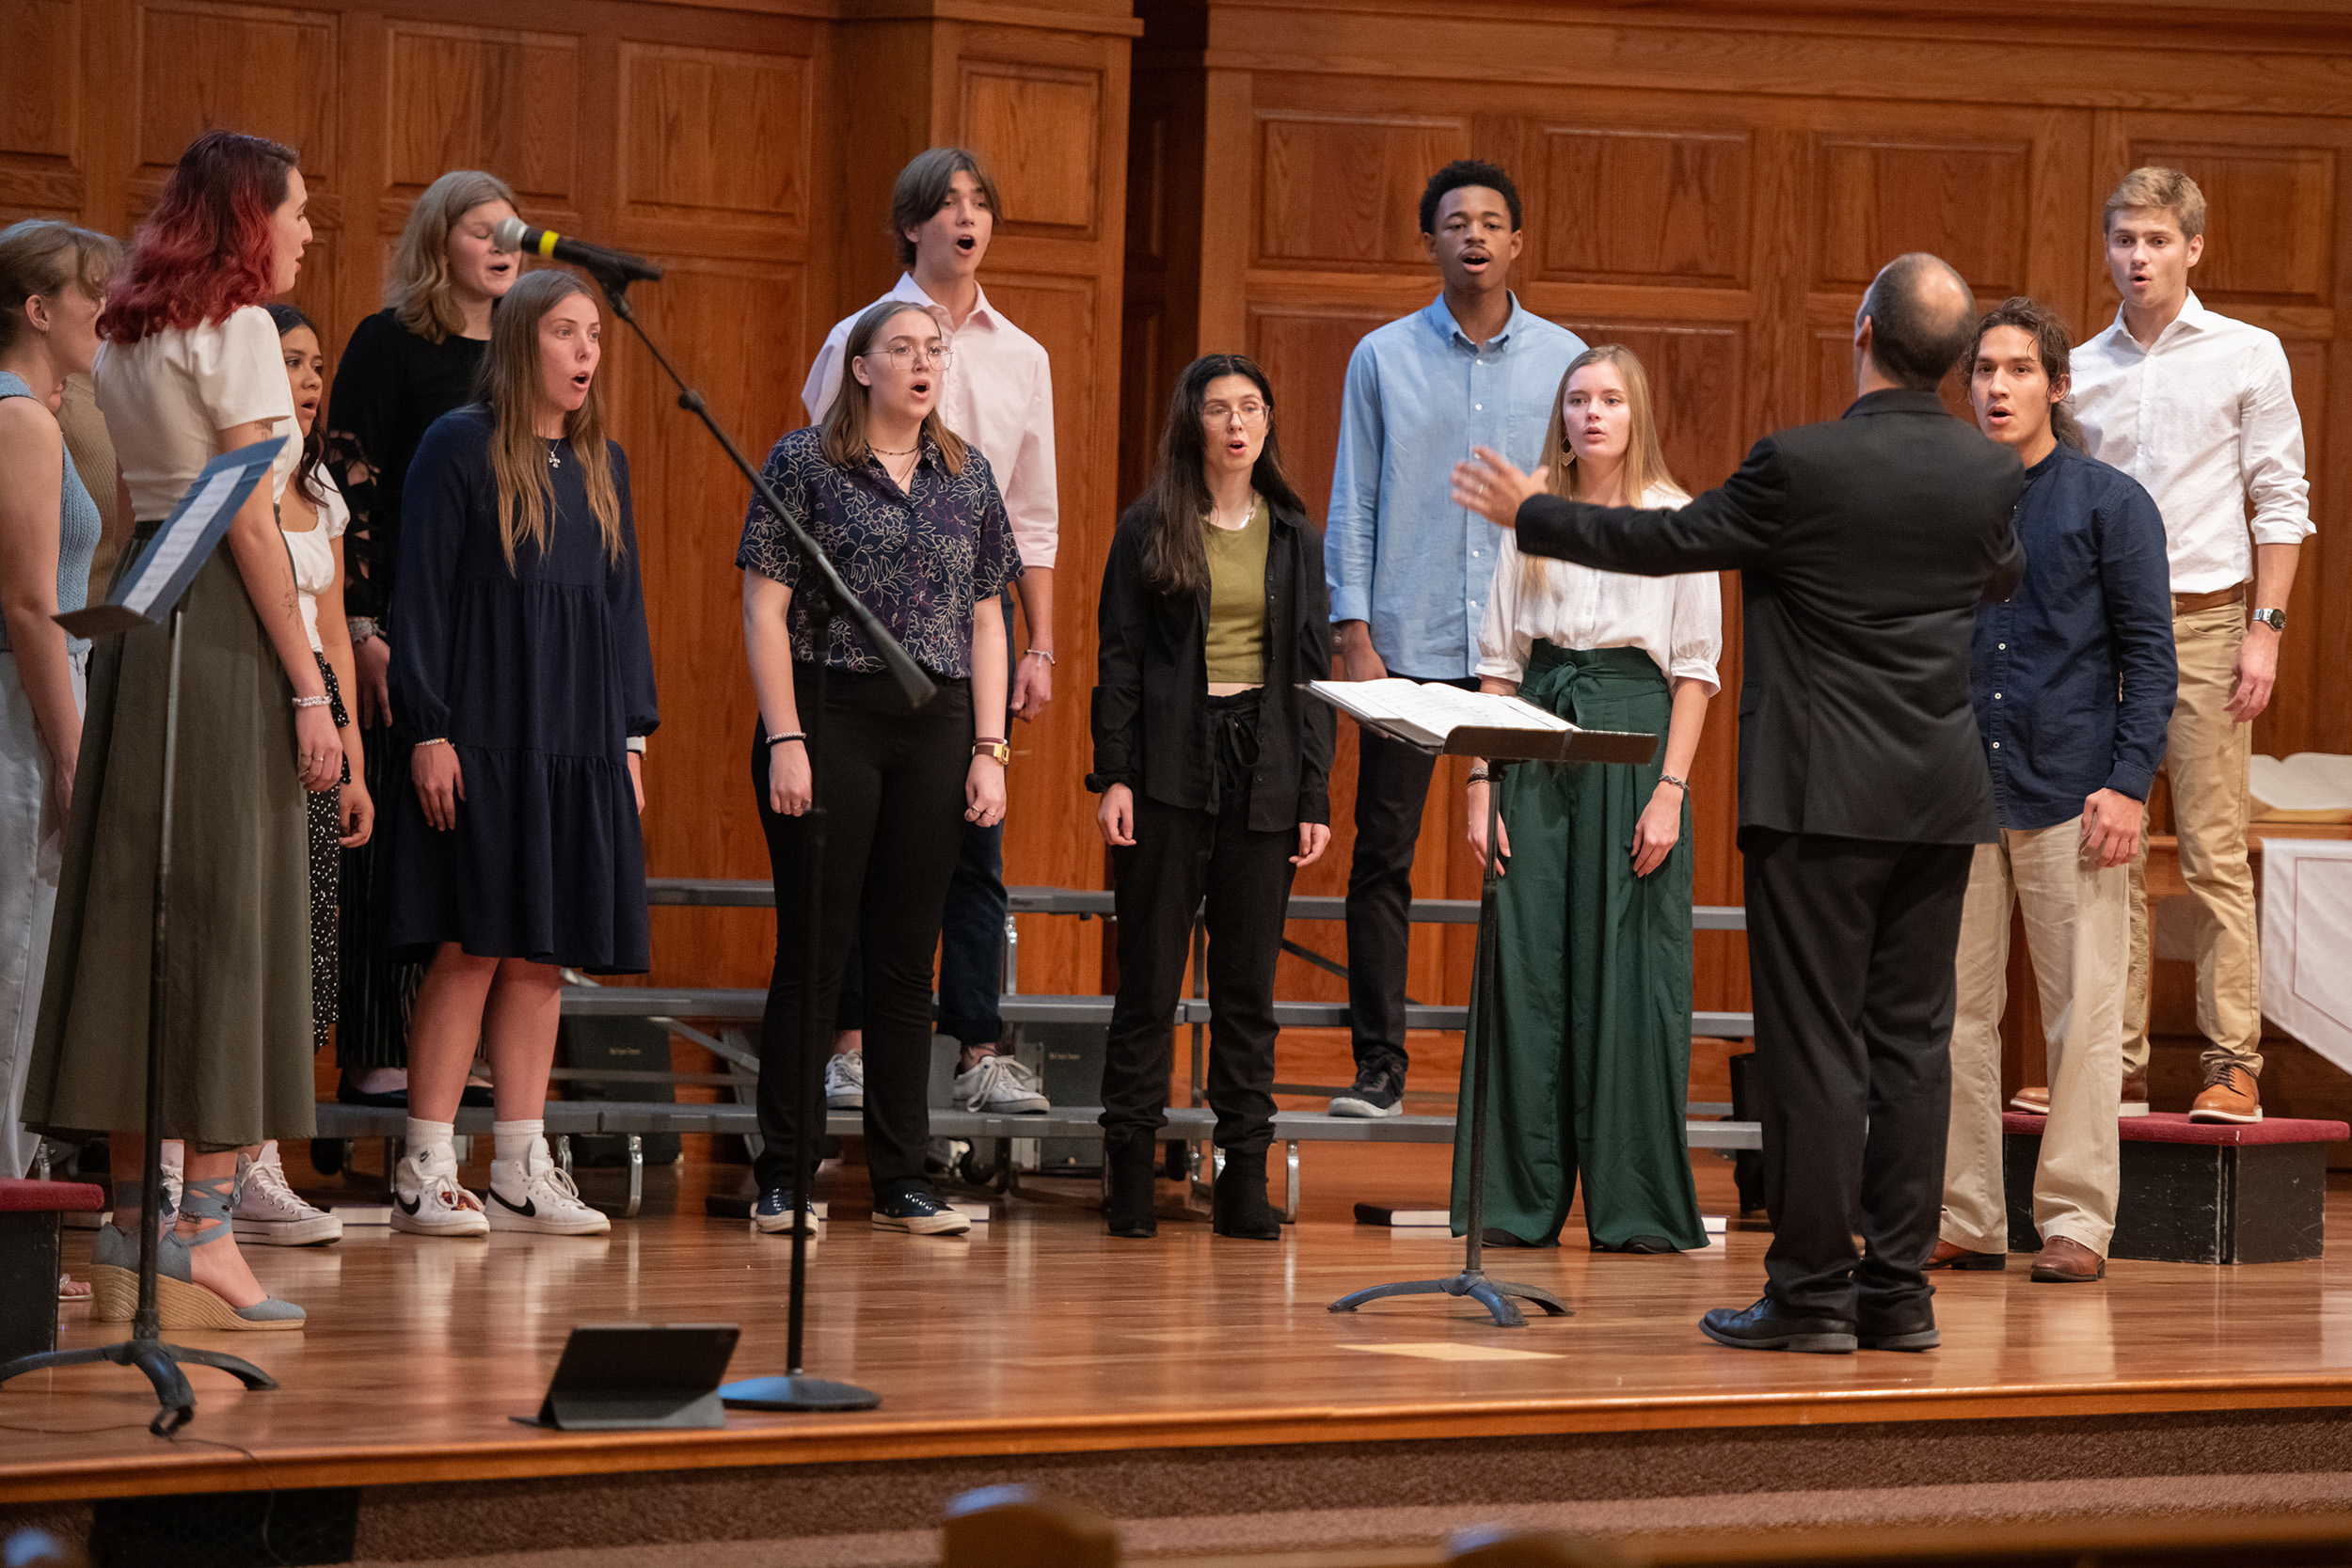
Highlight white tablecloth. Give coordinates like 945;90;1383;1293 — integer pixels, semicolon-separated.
2261;836;2352;1072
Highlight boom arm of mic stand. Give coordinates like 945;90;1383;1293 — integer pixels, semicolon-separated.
596;277;936;710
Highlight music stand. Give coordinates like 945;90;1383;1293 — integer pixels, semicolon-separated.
1322;704;1656;1328
0;440;286;1432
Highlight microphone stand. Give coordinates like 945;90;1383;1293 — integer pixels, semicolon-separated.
592;268;931;1413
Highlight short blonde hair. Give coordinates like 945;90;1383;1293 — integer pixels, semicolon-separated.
2104;166;2206;240
388;169;517;342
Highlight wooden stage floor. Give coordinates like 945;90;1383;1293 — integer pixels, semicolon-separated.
7;1141;2352;1510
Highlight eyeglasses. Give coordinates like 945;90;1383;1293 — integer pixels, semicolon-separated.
867;341;953;370
1202;403;1269;425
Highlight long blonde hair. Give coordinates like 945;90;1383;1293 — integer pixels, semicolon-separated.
476;269;623;571
1524;345;1683;588
820;300;968;474
389;169;517;343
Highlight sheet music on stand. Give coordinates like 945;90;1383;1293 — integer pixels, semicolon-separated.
56;437;281;641
1307;677;1657;765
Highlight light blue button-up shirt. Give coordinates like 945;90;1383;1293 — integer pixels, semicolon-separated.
1326;293;1585;679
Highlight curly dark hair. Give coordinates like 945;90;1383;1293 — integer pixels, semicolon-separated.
1419;159;1521;235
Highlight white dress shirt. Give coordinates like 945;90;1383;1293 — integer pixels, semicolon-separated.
801;274;1058;570
2069;291;2312;594
1477;482;1722;692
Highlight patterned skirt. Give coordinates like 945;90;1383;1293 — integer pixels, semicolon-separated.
307;653;349;1053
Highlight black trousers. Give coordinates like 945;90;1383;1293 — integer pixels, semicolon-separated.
834;591;1014;1045
1101;793;1296;1153
752;670;971;1199
1740;829;1975;1321
1343;673;1476;1076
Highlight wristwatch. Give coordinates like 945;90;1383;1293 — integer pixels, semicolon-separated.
973;739;1011;765
2251;607;2287;633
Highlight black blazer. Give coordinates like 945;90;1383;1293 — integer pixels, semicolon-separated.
1089;497;1335;830
1518;389;2026;846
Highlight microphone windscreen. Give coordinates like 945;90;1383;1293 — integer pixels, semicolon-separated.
491;215;530;253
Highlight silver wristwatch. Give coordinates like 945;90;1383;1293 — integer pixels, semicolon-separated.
2251;607;2287;633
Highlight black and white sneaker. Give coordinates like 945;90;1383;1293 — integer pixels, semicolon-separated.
1329;1065;1405;1118
751;1188;826;1235
870;1191;971;1236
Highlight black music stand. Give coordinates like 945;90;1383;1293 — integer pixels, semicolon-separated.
1322;703;1656;1328
0;440;285;1433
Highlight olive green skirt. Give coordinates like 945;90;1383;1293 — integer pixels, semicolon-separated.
24;537;315;1146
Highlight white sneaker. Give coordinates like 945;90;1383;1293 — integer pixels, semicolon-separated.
392;1142;489;1237
487;1155;612;1235
953;1053;1049;1114
233;1142;342;1245
824;1049;866;1109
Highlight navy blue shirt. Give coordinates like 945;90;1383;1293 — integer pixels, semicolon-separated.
1971;442;2175;832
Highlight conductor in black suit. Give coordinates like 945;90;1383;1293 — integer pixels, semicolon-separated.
1453;254;2025;1354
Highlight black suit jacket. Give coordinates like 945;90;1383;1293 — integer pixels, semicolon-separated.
1518;388;2026;846
1089;497;1336;830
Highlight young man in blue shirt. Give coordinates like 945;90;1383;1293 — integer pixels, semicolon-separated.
1325;160;1584;1116
1934;298;2176;1285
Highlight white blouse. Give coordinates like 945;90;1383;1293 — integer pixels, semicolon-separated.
279;471;349;654
93;305;297;520
1476;482;1724;694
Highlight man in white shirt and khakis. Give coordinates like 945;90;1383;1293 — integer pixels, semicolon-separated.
801;147;1060;1120
2059;166;2312;1124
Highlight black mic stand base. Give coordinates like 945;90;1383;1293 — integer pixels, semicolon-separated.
716;1374;881;1413
0;1340;276;1438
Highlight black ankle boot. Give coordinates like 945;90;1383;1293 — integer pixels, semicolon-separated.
1212;1148;1280;1240
1104;1130;1158;1238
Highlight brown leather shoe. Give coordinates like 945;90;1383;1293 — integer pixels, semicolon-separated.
1925;1238;2006;1271
2121;1068;2150;1117
2030;1235;2106;1282
2190;1064;2263;1124
2008;1085;2050;1114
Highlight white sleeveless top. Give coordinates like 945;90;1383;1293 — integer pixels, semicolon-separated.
280;470;350;654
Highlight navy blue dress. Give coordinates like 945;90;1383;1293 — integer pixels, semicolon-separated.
386;406;659;973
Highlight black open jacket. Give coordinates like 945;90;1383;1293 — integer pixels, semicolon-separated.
1088;496;1334;830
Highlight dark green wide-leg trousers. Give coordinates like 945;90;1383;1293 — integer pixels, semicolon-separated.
1450;642;1706;1251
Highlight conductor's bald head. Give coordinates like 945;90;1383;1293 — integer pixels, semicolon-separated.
1854;253;1976;394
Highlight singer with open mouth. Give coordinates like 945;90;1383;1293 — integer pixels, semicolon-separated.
739;299;1022;1240
382;268;658;1242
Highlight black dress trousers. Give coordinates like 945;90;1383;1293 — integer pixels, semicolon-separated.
1740;829;1975;1322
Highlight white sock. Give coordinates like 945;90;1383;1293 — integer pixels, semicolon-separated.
492;1119;547;1171
404;1118;455;1171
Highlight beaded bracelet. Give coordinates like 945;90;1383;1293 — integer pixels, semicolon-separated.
293;694;331;709
766;732;806;747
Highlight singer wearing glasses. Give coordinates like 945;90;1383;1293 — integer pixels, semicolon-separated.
739;299;1020;1240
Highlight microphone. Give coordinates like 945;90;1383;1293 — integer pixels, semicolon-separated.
493;216;663;284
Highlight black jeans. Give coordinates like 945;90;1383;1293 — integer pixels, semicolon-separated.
1101;784;1296;1155
1343;673;1477;1077
835;590;1013;1046
1740;829;1975;1322
752;669;972;1199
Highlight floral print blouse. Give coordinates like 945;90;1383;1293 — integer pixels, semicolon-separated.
736;426;1023;677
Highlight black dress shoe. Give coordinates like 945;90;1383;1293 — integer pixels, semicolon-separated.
1480;1227;1533;1247
336;1076;408;1108
1699;1296;1857;1354
1595;1234;1681;1254
1856;1310;1941;1352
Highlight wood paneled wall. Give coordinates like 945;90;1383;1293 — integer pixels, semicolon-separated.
1125;0;2352;1035
0;0;1136;998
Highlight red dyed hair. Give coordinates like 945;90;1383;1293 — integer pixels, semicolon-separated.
99;129;298;343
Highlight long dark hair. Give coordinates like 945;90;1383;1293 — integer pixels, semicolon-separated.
1136;354;1303;597
266;301;329;506
100;130;297;342
1972;295;2086;452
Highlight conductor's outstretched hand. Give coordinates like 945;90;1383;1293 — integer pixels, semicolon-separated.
1453;447;1548;531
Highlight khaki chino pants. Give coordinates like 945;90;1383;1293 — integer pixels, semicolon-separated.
1943;822;2127;1258
2122;601;2262;1079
